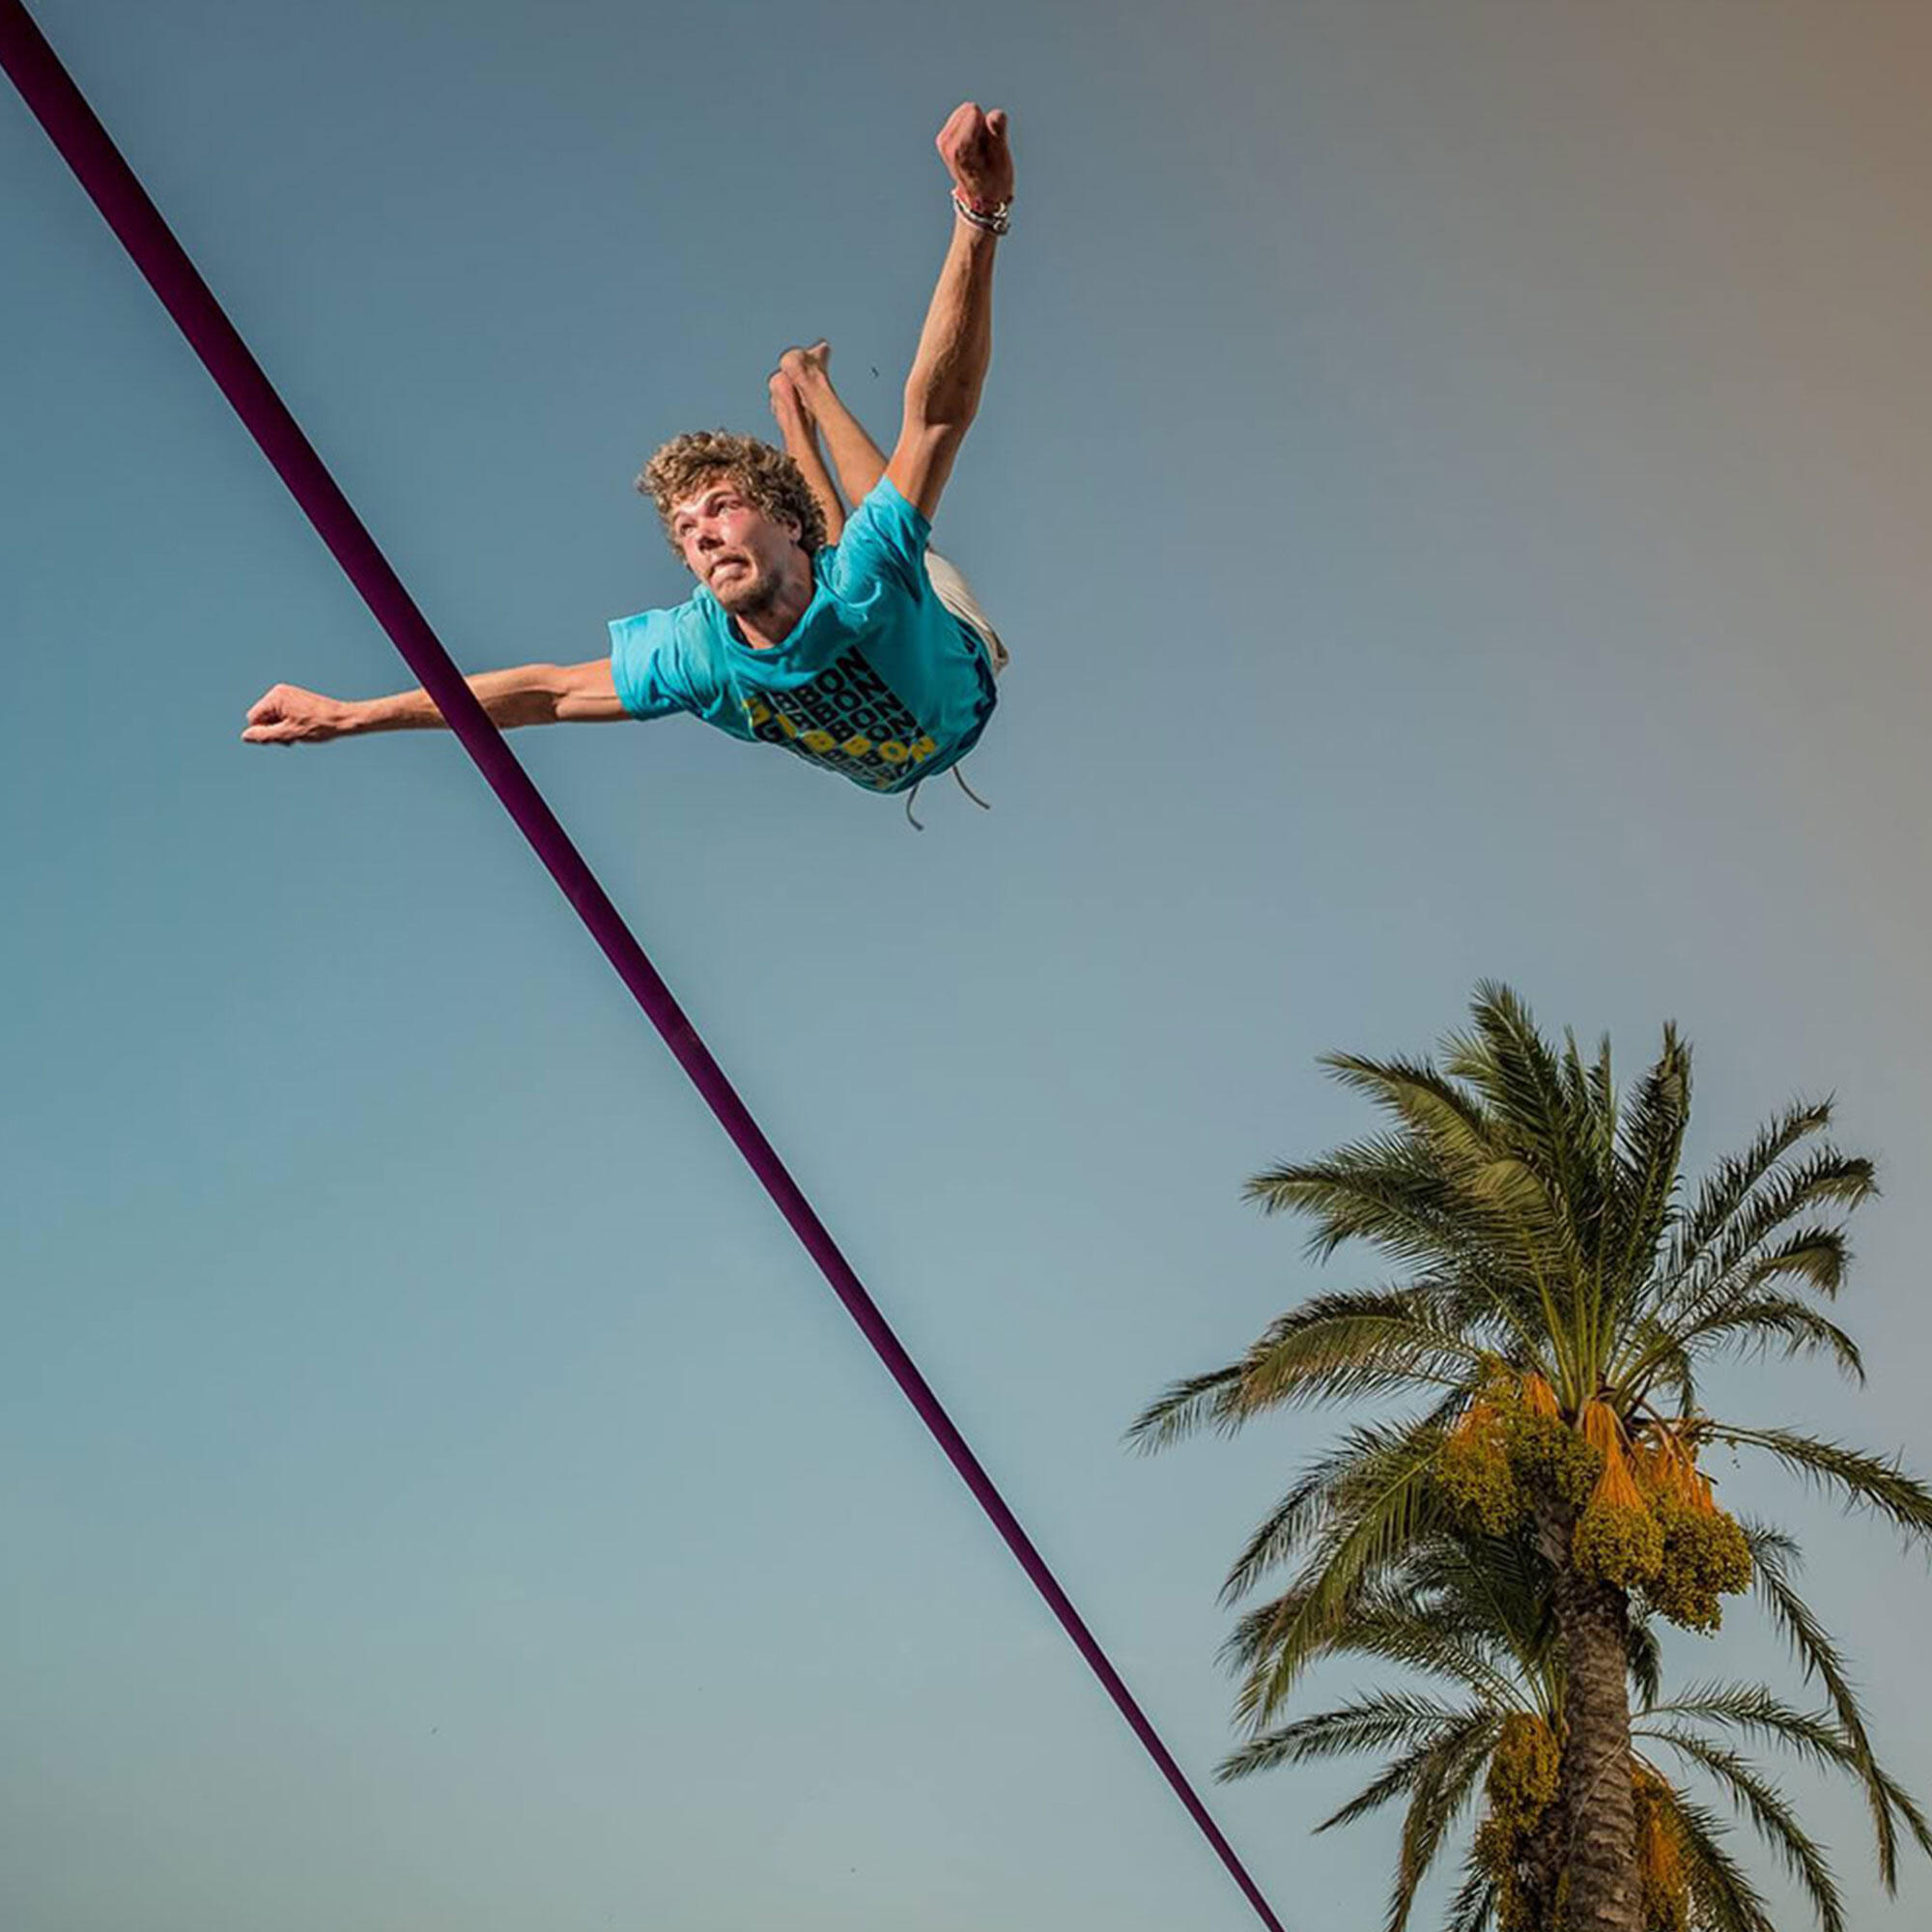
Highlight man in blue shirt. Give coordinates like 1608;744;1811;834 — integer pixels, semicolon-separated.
243;102;1013;818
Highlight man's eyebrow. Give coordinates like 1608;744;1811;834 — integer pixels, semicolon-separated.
674;486;735;525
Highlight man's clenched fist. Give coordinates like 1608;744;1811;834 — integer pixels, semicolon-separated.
242;684;355;744
937;101;1013;212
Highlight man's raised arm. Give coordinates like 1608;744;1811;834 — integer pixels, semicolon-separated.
885;102;1014;524
242;658;626;744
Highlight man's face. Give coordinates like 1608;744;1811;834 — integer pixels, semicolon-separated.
668;475;801;613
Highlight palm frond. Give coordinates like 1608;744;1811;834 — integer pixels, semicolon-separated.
1245;1135;1471;1264
1442;989;1604;1303
1715;1428;1932;1546
1606;1024;1691;1325
1656;1787;1779;1932
1625;1614;1663;1711
1316;1051;1491;1151
1648;1730;1844;1932
1669;1100;1838;1276
1740;1224;1855;1297
1230;1288;1493;1415
1384;1716;1495;1932
1441;1858;1497;1932
1128;1289;1484;1458
1657;1142;1876;1343
1124;1361;1246;1453
1218;1406;1461;1607
1442;984;1571;1165
1234;1429;1447;1724
1639;1682;1856;1774
1293;1604;1528;1713
1642;1293;1864;1389
1310;1711;1501;1834
1697;1145;1875;1291
1215;1690;1478;1779
1747;1520;1932;1886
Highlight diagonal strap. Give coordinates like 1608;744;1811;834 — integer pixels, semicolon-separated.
0;11;1287;1927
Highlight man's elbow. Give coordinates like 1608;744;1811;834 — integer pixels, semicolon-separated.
554;658;627;724
900;400;977;455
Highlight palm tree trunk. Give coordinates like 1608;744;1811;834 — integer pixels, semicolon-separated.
1543;1507;1640;1932
1520;1786;1566;1928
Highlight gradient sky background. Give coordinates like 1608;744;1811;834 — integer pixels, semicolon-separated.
7;2;1932;1927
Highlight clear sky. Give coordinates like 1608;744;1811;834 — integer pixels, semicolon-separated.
6;2;1932;1927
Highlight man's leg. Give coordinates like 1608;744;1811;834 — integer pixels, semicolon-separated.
780;342;891;509
768;365;847;545
781;344;1009;674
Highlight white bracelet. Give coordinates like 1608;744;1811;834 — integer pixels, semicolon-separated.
952;189;1011;235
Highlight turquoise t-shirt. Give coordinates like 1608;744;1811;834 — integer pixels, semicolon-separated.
607;478;997;795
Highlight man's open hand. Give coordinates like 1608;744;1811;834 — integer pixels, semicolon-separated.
937;102;1013;211
242;683;355;744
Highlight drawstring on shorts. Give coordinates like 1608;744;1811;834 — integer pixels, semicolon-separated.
903;762;993;832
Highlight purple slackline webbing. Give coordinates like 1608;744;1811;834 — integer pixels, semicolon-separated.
1;12;1288;1929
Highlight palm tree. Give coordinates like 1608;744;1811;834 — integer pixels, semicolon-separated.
1214;1523;1927;1931
1132;984;1932;1932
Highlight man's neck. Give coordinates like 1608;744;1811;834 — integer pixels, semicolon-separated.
728;550;815;651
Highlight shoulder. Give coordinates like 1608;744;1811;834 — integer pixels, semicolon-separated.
821;479;933;596
607;593;724;718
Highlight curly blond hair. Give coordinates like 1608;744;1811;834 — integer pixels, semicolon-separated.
637;430;828;561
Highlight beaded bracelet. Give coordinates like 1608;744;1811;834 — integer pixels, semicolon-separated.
952;189;1012;236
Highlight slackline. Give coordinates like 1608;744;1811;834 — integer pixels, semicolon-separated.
0;10;1287;1927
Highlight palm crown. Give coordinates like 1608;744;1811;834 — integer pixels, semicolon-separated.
1133;985;1932;1931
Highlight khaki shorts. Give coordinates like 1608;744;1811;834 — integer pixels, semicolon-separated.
926;550;1009;676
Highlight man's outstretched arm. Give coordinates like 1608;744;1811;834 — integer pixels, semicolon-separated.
885;102;1013;524
242;658;626;743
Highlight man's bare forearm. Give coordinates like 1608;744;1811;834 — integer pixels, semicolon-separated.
243;659;624;744
903;214;999;431
356;664;582;732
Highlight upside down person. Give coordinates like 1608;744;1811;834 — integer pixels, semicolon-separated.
243;102;1014;825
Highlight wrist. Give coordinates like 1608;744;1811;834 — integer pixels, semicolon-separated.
951;187;1011;235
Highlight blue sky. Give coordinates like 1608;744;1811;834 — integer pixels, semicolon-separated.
7;2;1932;1926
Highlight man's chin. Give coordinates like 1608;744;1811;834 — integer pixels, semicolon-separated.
714;578;771;616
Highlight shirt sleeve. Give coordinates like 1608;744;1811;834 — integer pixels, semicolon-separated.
607;607;695;720
819;477;934;601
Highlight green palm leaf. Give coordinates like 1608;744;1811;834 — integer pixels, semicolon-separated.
1215;1690;1480;1779
1747;1521;1932;1887
1312;1712;1501;1835
1441;1859;1498;1932
1713;1427;1932;1545
1647;1730;1844;1932
1656;1788;1779;1932
1384;1715;1495;1932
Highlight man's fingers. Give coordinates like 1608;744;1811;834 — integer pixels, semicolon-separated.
935;101;1011;190
246;682;303;724
937;100;983;153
